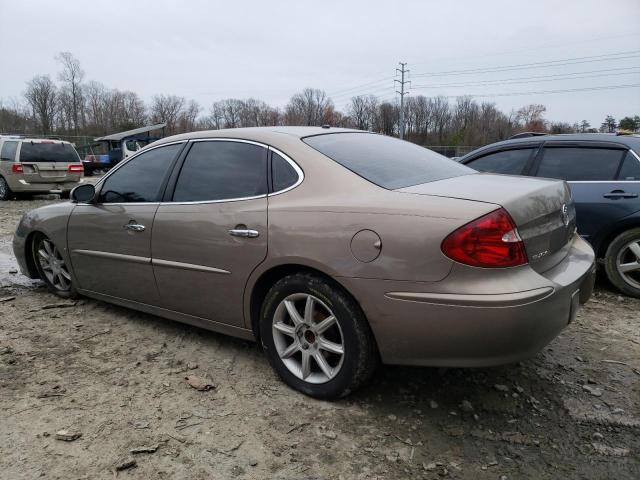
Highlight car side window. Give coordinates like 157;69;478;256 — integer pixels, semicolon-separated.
617;151;640;181
467;148;534;175
98;143;182;203
271;151;299;192
0;141;18;161
537;147;624;181
172;141;268;202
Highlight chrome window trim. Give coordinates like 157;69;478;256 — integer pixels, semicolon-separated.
629;149;640;163
158;137;304;206
267;146;305;197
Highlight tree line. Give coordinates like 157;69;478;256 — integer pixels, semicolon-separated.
1;52;638;150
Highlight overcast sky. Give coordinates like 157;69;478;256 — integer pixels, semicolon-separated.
1;0;639;126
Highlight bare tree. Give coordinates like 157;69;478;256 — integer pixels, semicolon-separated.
177;100;200;132
285;88;334;126
515;104;546;131
56;52;84;135
24;75;58;134
150;94;185;134
0;98;32;133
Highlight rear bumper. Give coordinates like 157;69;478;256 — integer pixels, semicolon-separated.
342;235;596;367
6;179;79;193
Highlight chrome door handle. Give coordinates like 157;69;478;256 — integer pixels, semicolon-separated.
603;191;638;199
228;229;259;238
123;223;146;232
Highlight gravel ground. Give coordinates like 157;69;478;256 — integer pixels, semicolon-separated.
0;198;638;480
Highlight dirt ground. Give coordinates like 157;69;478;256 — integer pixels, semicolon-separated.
0;198;638;480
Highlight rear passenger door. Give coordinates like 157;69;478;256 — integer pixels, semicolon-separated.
151;140;269;327
533;143;636;241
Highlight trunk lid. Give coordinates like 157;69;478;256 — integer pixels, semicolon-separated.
397;173;577;272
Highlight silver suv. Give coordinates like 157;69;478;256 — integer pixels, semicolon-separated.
0;136;83;200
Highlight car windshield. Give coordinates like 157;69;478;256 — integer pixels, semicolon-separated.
303;132;474;189
19;142;80;163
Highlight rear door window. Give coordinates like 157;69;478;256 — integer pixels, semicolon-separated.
617;151;640;180
467;148;534;175
0;141;18;161
99;143;183;203
536;147;624;181
19;142;80;163
303;132;473;189
172;141;268;202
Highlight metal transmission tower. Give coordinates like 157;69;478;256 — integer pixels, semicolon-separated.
395;62;410;139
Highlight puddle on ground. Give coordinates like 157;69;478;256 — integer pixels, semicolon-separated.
0;235;40;288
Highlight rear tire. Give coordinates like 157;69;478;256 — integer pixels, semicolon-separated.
260;273;378;399
32;233;78;299
604;228;640;298
0;176;12;201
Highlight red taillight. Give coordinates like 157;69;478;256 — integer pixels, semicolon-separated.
441;208;528;268
11;163;23;173
68;164;84;173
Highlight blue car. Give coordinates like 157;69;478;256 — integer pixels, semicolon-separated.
460;133;640;298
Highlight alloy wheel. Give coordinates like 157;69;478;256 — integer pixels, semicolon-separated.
616;239;640;290
272;293;344;384
36;238;72;291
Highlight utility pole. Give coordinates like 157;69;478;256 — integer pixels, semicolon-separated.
395;62;410;139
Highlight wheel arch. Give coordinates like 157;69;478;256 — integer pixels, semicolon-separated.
23;230;44;279
247;263;373;347
595;216;640;259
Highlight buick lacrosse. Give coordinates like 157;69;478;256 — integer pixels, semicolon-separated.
13;127;596;398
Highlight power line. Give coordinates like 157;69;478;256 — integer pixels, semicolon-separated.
421;83;640;99
410;50;640;77
328;77;394;98
406;32;640;69
411;67;640;89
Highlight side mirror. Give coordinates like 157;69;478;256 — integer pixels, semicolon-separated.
71;184;96;203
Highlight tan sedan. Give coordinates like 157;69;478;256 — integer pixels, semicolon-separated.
13;127;596;398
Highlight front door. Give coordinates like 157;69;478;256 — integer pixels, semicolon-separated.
151;140;269;327
534;145;636;241
67;142;184;304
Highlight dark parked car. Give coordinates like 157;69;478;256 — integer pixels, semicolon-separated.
460;133;640;297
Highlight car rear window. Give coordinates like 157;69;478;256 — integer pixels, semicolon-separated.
303;133;474;189
19;142;80;163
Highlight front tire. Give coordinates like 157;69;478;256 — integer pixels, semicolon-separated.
260;273;377;399
32;233;78;299
604;228;640;298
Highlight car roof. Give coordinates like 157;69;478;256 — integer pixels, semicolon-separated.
151;126;366;149
0;136;71;145
460;133;640;161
